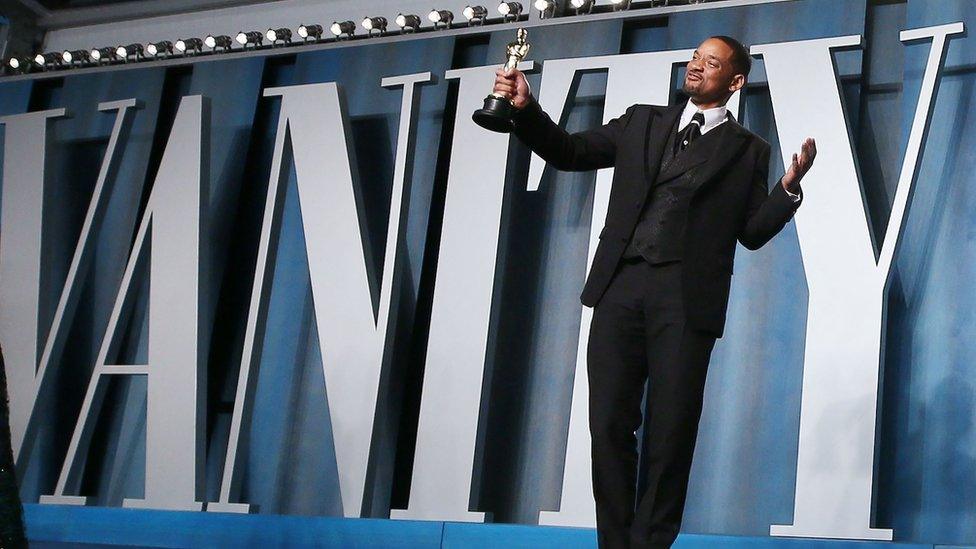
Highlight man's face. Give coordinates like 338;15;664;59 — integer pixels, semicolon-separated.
681;38;741;105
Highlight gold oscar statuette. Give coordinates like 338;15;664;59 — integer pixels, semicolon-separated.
472;28;531;133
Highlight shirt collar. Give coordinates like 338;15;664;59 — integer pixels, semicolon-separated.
680;98;728;135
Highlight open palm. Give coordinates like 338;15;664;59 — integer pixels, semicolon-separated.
782;137;817;193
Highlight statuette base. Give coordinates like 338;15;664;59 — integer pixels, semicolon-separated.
473;95;516;133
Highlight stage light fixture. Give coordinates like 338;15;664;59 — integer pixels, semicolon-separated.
362;16;388;35
497;2;522;21
175;38;204;55
205;34;233;51
6;56;32;73
428;9;454;29
146;40;174;57
236;30;264;48
266;27;292;44
534;0;556;18
610;0;631;10
62;49;91;65
116;43;144;61
331;21;356;39
298;23;324;41
463;5;488;25
33;52;63;69
395;14;422;33
570;0;593;14
90;47;119;63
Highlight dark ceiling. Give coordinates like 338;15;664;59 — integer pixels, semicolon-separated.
3;0;276;56
33;0;137;8
4;0;278;27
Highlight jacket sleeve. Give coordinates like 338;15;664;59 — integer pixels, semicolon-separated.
510;97;636;172
737;141;803;251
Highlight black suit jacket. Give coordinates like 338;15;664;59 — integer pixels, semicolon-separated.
511;98;801;337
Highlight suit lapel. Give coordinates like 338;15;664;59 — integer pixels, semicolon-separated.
690;116;750;194
656;112;750;193
656;128;719;182
657;119;732;183
642;103;683;189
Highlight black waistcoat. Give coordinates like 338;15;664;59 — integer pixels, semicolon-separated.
623;114;725;264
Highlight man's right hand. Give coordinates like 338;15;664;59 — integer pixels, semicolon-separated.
493;67;532;110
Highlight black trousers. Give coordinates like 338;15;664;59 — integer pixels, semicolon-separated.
587;257;716;549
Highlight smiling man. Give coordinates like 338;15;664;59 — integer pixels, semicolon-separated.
492;36;816;548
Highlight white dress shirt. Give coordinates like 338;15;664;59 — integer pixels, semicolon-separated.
679;99;728;135
679;99;801;202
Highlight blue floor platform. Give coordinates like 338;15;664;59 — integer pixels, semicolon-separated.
25;505;975;549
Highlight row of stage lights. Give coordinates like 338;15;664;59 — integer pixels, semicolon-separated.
4;0;655;74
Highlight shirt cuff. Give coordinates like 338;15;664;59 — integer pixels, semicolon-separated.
784;184;802;203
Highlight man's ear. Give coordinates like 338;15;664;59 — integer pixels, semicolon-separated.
729;74;745;93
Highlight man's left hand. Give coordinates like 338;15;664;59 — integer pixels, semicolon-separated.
782;137;817;194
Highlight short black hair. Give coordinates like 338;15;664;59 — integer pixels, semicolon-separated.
709;35;752;80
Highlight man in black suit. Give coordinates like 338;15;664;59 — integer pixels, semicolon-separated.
492;36;816;548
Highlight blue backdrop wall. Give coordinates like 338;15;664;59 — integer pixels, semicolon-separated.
1;0;973;545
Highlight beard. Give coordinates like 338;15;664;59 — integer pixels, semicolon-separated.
681;75;702;97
